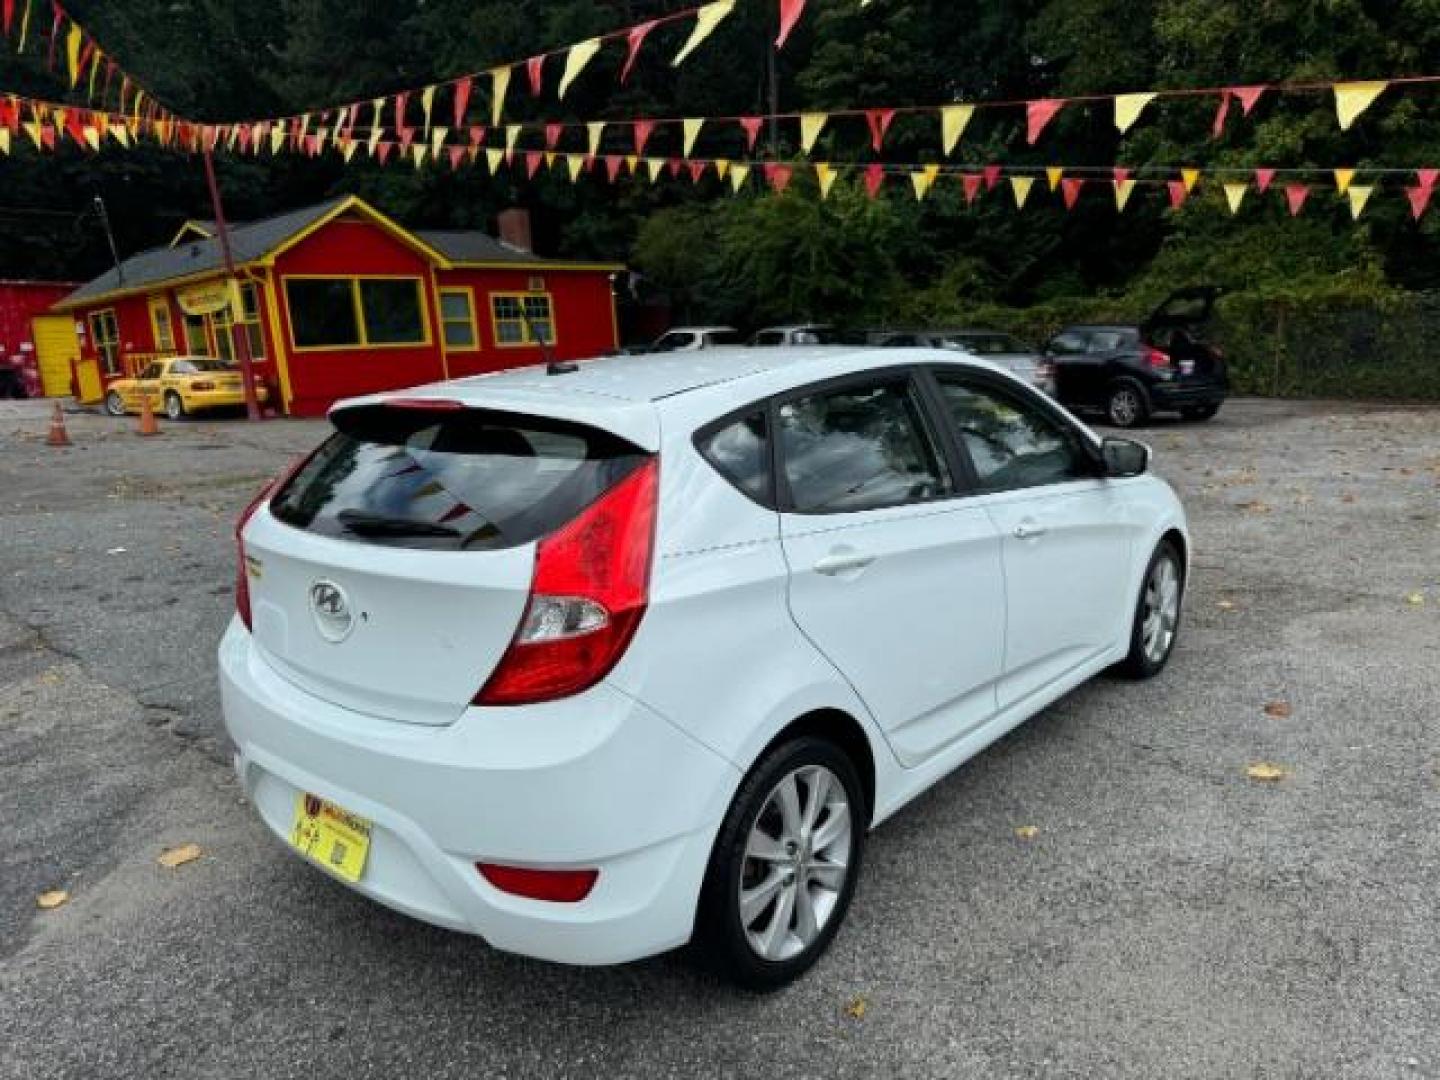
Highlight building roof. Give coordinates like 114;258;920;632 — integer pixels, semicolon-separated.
57;196;621;311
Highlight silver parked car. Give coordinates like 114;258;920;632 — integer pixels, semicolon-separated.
878;329;1054;394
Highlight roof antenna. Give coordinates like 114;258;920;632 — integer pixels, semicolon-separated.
520;300;576;375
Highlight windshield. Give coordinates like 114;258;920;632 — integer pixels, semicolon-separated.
270;406;647;551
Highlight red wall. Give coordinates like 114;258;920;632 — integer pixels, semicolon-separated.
273;219;447;416
0;281;78;395
435;266;618;380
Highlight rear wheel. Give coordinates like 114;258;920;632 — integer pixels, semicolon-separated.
164;391;186;421
695;736;865;990
1118;540;1184;678
105;390;126;417
1106;379;1151;429
1180;402;1221;422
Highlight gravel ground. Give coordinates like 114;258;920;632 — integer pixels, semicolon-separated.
1;396;1437;1080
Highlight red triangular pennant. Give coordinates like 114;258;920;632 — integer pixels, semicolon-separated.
1417;168;1438;191
1285;184;1309;216
452;77;473;129
1406;185;1434;221
393;92;409;134
526;55;545;97
865;108;895;152
961;173;982;204
688;160;707;183
864;163;885;199
982;164;1001;190
764;163;793;193
1255;168;1275;193
1211;91;1233;139
1061;177;1085;209
545;123;563;150
3;0;14;35
448;146;465;170
525;150;544;178
1026;99;1064;144
667;157;683;178
621;20;658;83
469;126;486;146
605;155;622;182
1235;85;1266;114
1113;166;1132;185
776;0;806;49
633;119;656;155
739;116;763;151
1167;181;1189;209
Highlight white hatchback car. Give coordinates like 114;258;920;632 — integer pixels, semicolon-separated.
220;347;1188;988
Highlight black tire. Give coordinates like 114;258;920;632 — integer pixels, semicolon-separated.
694;736;866;991
1180;402;1221;422
105;390;127;417
1106;379;1151;429
164;391;186;421
1117;539;1185;679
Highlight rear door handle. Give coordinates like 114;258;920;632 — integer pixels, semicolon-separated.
1013;522;1048;540
814;552;876;576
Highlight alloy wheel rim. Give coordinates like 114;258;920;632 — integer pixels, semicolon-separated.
166;397;181;420
1111;390;1139;426
107;393;123;415
739;764;852;962
1142;555;1181;663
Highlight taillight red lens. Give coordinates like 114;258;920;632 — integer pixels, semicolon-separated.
475;458;658;706
1146;347;1172;369
476;863;599;903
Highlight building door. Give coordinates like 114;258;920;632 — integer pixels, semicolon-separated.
31;316;81;398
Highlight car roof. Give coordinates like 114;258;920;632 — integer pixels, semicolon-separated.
659;326;737;334
1058;324;1139;333
334;347;1018;452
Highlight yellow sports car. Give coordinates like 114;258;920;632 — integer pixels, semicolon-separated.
103;356;269;420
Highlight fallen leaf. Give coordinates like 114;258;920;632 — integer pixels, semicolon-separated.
1014;825;1040;841
1340;493;1356;504
1263;702;1292;719
1407;592;1426;607
158;842;203;869
1246;762;1288;783
1216;600;1236;611
36;889;69;910
105;546;127;555
1237;500;1272;514
844;996;868;1020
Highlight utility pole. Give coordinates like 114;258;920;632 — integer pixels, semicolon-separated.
201;146;262;422
92;196;125;286
766;12;780;154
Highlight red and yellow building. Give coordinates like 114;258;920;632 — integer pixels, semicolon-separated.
51;196;622;416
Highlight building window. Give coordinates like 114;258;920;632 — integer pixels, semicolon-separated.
284;277;426;349
491;292;555;346
148;296;175;352
439;288;478;350
212;301;236;364
239;283;266;360
184;313;209;355
88;309;120;375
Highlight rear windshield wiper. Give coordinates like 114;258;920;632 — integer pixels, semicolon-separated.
336;510;460;538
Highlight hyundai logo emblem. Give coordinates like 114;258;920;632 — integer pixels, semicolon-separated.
309;580;355;643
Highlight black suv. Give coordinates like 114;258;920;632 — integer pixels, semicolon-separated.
1044;287;1229;427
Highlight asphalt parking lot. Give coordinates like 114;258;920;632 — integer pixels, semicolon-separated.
2;396;1437;1079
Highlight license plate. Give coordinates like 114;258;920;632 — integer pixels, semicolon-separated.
1180;359;1195;375
289;793;372;883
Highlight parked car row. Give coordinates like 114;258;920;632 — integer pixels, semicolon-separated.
627;288;1228;428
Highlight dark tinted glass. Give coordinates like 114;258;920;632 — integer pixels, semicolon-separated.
359;280;425;344
698;411;771;505
1047;331;1089;355
271;407;647;551
778;379;949;513
935;377;1087;492
287;280;360;347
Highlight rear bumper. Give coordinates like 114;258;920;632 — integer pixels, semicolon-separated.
1149;381;1227;410
184;386;269;411
217;618;738;965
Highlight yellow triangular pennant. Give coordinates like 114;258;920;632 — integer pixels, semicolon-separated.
110;125;129;148
343;141;358;163
587;121;606;158
1223;182;1248;214
729;163;751;192
1181;168;1201;193
673;0;735;66
66;23;83;87
23;121;43;150
412;145;427;168
559;37;602;99
430;127;448;156
490;67;512;127
420;85;436;136
1046;166;1063;192
485;148;504;174
815;162;838;199
625;154;639;173
941;104;974;156
0;129;9;156
646;158;665;182
504;125;521;154
682;118;704;157
567;154;585;182
1010;175;1034;208
799;113;828;154
1334;81;1386;131
1333;167;1355;194
81;126;100;151
1114;178;1136;211
715;159;732;179
1113;92;1156;134
911;164;941;200
1347;184;1374;219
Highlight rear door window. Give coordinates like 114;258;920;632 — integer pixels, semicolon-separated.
270;407;647;551
777;377;951;514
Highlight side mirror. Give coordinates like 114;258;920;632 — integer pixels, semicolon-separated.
1101;437;1150;478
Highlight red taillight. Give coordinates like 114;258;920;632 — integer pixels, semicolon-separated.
234;452;315;632
476;863;599;903
475;458;658;706
1145;347;1172;370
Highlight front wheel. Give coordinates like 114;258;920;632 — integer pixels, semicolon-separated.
164;391;186;421
1118;540;1185;678
695;736;866;990
105;390;127;417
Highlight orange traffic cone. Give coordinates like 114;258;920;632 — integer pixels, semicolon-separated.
46;402;72;447
137;393;160;437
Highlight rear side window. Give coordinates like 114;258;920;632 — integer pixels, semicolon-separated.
777;378;951;514
1047;331;1089;355
270;407;647;551
697;410;772;506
